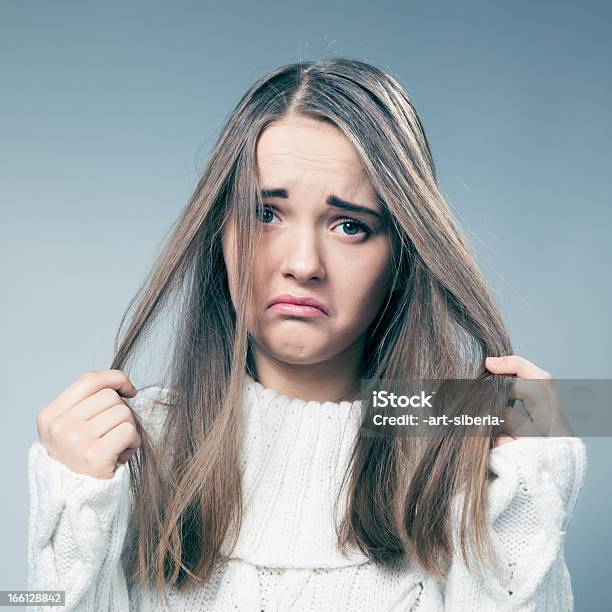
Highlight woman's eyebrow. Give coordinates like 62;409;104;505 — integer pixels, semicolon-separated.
259;188;382;220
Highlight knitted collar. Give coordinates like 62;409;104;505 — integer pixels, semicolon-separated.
219;374;369;568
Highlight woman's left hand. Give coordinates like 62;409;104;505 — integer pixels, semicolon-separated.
484;355;571;447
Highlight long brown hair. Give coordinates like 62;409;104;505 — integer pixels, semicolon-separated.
112;58;513;603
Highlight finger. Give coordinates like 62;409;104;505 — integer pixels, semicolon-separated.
494;433;516;447
510;378;552;406
71;388;127;421
86;402;137;440
94;420;141;461
485;355;552;379
502;406;542;437
502;406;528;435
511;379;565;435
46;370;137;420
116;447;138;464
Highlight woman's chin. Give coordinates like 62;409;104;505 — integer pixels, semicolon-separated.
268;349;328;365
260;339;332;365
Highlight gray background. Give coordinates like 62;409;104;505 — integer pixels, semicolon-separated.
2;0;610;609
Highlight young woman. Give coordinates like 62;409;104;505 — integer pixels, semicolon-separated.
28;58;586;611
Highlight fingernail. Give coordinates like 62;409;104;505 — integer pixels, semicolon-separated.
487;356;501;362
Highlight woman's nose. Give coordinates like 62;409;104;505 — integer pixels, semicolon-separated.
278;229;326;282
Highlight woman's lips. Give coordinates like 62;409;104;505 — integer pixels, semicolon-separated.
269;303;327;317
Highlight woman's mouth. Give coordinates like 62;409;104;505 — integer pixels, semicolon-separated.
269;302;327;317
267;294;329;317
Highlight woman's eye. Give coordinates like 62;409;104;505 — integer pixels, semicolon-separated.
334;219;371;238
257;204;278;224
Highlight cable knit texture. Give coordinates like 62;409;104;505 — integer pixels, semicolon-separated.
27;375;587;611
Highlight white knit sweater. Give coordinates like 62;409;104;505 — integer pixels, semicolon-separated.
27;374;587;611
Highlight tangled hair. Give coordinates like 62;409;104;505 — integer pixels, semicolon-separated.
111;57;513;604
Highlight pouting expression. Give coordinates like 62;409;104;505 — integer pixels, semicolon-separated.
222;115;394;366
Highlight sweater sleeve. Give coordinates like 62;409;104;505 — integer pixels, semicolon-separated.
27;386;168;612
443;436;587;612
27;440;131;611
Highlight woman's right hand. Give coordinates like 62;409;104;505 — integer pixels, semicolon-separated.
36;369;141;480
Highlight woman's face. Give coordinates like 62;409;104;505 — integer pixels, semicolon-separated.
222;114;394;368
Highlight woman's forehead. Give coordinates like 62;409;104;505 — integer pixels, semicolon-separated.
256;117;363;174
